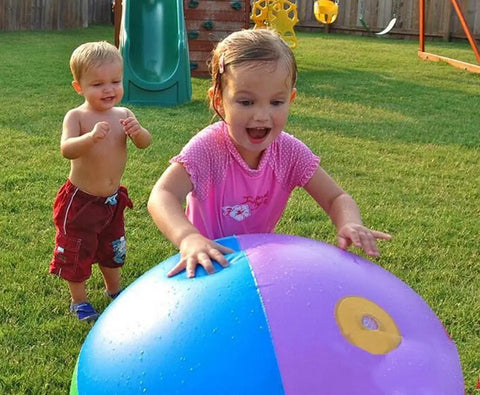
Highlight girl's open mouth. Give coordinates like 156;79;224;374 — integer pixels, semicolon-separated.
247;127;270;141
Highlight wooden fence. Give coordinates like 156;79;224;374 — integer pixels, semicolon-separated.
1;0;479;41
0;0;112;31
297;0;480;40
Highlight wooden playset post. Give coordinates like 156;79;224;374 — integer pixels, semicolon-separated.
419;0;425;52
450;0;480;62
114;0;122;48
418;0;480;73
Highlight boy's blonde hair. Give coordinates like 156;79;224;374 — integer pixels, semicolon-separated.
69;41;123;82
209;29;297;113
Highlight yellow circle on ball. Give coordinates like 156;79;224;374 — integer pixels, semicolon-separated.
335;296;402;355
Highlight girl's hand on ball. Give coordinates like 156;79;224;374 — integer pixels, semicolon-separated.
168;233;233;278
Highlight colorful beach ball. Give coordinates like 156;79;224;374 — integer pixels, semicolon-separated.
70;234;463;394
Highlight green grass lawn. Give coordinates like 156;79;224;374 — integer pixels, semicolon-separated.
0;25;478;393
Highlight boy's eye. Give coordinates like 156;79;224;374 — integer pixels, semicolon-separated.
239;100;252;106
272;100;284;106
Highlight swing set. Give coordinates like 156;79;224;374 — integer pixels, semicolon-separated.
418;0;480;74
359;0;398;36
358;0;479;73
250;0;479;75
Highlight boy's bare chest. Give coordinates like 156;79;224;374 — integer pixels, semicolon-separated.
82;128;127;165
81;118;126;147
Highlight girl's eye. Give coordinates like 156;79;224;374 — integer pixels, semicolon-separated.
239;100;252;106
272;100;284;106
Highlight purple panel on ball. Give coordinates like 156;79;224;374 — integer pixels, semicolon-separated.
236;234;463;395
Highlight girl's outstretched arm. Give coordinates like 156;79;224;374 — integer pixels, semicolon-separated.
303;167;391;257
147;163;232;278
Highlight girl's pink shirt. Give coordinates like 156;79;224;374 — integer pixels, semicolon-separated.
171;121;320;240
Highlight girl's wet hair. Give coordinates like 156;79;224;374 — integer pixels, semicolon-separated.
70;41;123;82
208;29;297;117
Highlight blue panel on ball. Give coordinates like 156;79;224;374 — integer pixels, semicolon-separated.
77;236;284;394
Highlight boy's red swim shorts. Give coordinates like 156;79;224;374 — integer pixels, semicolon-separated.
49;179;133;282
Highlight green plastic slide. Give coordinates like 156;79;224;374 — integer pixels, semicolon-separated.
120;0;192;106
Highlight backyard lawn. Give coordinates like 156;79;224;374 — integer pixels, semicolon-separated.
0;24;478;393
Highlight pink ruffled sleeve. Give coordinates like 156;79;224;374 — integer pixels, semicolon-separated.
170;122;229;201
271;132;320;191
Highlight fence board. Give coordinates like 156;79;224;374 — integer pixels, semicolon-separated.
476;0;480;33
0;0;111;31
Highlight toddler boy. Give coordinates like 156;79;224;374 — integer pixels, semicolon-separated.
50;41;152;321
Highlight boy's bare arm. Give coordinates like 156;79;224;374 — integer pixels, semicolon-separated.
121;110;152;149
60;110;109;159
125;121;151;148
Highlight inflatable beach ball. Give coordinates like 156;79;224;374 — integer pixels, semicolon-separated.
71;234;463;394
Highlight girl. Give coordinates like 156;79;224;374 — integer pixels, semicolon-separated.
148;29;390;278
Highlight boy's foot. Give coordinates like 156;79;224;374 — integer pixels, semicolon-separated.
70;302;99;322
104;289;123;300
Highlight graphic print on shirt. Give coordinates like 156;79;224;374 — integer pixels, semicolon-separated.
222;193;269;222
